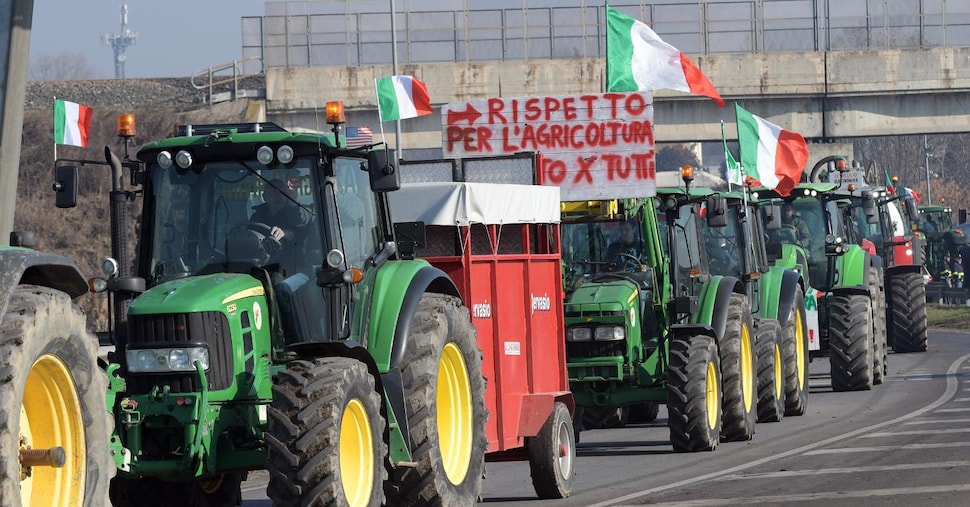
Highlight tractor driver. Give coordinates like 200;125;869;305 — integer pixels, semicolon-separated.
781;203;812;250
606;220;644;270
248;177;311;273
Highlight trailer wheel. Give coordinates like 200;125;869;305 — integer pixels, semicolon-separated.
109;473;244;507
869;266;887;385
719;294;757;442
782;286;809;416
829;294;874;392
889;272;929;353
0;285;113;507
626;402;660;424
528;402;575;499
755;319;785;423
667;333;721;452
265;357;386;507
392;293;487;506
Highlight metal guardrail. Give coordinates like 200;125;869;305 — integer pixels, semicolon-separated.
191;57;265;105
926;282;970;305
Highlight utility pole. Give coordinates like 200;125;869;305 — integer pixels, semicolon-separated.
923;134;932;205
101;4;138;79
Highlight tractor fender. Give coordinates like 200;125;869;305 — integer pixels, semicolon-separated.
885;263;921;278
0;249;88;317
669;323;717;341
775;269;803;327
694;275;744;342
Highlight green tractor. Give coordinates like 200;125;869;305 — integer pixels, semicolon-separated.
699;189;810;421
753;182;887;392
53;110;491;506
916;204;967;285
562;178;757;451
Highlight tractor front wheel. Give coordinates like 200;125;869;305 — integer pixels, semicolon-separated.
889;272;929;353
265;357;386;507
755;319;785;423
667;333;722;452
782;286;809;416
719;294;757;442
829;294;874;392
0;286;113;507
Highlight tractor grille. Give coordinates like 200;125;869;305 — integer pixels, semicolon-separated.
566;339;626;359
124;312;234;394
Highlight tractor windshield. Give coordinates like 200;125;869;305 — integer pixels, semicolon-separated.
147;157;321;285
562;218;646;290
701;201;744;278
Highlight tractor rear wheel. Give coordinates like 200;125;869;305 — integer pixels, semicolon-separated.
527;402;575;499
581;407;627;429
889;272;929;353
626;403;660;424
829;294;874;392
109;473;245;507
391;293;487;506
265;357;386;507
0;285;113;507
755;319;785;423
667;333;721;452
782;286;809;416
719;294;757;442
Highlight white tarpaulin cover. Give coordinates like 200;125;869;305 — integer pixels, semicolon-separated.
389;182;561;226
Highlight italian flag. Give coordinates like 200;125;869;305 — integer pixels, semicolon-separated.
375;75;433;122
735;103;809;197
53;99;93;147
605;5;724;107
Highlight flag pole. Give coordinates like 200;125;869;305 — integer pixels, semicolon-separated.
52;96;57;163
390;0;402;165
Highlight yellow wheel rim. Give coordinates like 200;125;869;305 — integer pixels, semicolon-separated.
705;360;718;430
740;324;755;411
795;308;807;391
21;354;85;507
773;343;784;400
437;342;473;484
339;398;374;507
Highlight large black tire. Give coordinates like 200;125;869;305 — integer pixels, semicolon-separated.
109;473;245;507
754;319;785;423
828;293;874;392
265;357;386;507
782;286;809;416
889;271;929;353
626;402;660;424
527;402;575;499
869;266;888;386
667;333;722;452
0;285;113;507
719;294;757;442
581;407;627;429
390;294;487;507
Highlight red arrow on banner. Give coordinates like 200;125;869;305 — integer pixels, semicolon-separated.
447;104;482;125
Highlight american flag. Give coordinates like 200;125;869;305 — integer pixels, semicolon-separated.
344;126;374;147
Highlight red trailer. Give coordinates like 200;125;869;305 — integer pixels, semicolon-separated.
390;181;576;499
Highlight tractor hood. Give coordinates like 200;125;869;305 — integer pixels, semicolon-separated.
565;278;640;315
129;273;264;315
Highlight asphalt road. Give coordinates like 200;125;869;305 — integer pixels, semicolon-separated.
240;328;970;506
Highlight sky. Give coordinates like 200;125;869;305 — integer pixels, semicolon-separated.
30;1;267;79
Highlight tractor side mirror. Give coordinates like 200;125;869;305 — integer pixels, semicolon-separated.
903;197;918;223
861;192;879;224
367;149;400;192
705;197;728;228
762;204;782;231
53;166;79;208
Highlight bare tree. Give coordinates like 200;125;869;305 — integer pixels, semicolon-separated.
28;52;100;81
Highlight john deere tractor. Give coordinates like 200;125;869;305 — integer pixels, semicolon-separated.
753;181;886;392
53;108;489;506
562;174;756;451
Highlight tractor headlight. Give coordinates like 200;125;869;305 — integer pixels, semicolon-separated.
595;326;625;341
127;347;210;373
567;328;592;342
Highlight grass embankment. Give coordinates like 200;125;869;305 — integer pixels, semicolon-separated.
926;303;970;330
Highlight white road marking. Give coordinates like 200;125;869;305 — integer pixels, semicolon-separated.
588;352;970;507
625;484;970;506
934;407;970;412
804;441;970;455
860;428;970;437
903;417;970;424
717;460;970;480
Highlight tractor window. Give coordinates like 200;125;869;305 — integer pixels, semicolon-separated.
333;157;381;269
669;203;705;296
701;202;743;278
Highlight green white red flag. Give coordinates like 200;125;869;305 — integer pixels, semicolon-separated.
735;103;808;197
375;75;433;122
605;5;724;107
53;99;93;147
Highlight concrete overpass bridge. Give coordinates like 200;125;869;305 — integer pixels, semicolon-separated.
259;47;970;158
